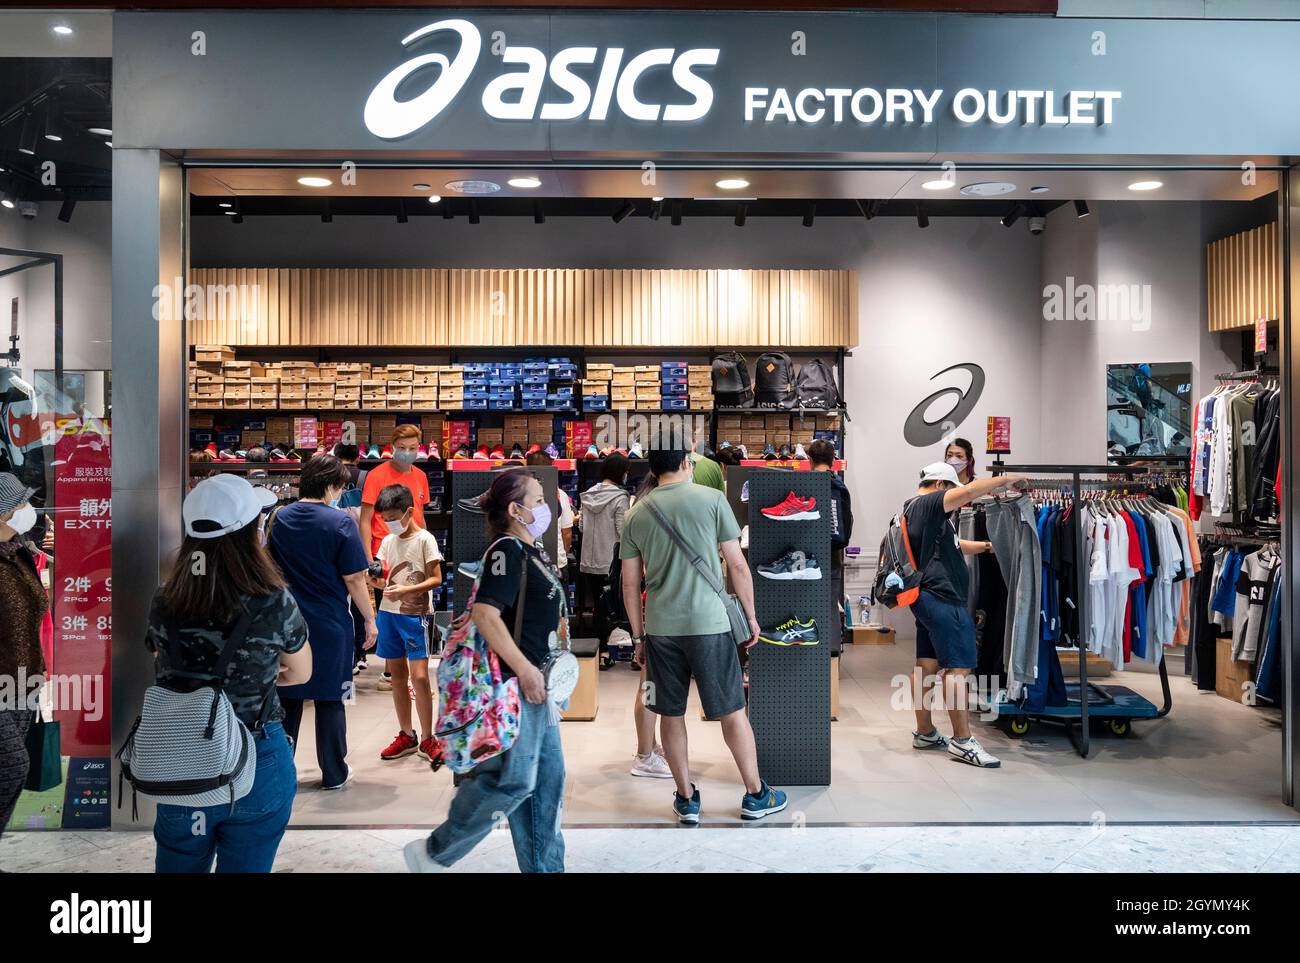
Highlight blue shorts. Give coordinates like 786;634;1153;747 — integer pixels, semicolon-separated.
912;592;977;670
376;610;429;661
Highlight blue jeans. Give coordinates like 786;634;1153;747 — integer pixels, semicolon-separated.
153;722;297;874
425;698;566;873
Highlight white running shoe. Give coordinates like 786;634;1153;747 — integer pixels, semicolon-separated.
322;764;354;791
912;728;949;750
630;750;674;779
948;736;1002;768
376;673;393;692
403;839;448;873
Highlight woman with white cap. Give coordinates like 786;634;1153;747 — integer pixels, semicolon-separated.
0;473;47;848
147;473;312;873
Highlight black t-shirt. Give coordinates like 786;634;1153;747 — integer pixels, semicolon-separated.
904;490;968;604
475;537;566;679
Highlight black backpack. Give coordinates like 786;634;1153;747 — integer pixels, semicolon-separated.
795;359;839;409
754;352;795;408
711;352;753;407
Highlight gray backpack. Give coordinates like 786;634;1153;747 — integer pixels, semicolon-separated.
117;608;262;817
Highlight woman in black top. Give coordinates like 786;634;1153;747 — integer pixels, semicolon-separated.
146;473;311;873
405;469;568;874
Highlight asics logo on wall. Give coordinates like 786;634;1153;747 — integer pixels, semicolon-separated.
364;18;720;139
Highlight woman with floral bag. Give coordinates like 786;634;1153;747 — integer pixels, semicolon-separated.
405;469;568;873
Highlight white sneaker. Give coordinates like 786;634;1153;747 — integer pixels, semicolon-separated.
322;764;354;791
630;750;674;779
376;673;393;692
403;838;448;873
948;736;1001;768
912;728;949;750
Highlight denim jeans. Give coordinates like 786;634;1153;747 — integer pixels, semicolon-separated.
153;721;297;874
424;697;566;873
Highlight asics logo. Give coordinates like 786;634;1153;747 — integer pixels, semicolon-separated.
363;18;720;139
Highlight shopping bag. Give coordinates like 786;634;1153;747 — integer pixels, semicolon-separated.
24;713;62;792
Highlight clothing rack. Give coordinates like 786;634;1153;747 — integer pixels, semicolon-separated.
1215;367;1279;382
990;464;1173;757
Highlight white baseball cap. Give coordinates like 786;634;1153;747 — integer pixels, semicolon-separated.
183;473;277;539
920;462;961;487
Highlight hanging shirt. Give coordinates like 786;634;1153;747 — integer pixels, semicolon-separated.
1231;549;1278;663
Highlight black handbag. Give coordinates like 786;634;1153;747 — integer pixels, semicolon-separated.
24;711;62;792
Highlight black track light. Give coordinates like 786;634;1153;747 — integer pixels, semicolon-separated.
321;203;332;224
17;111;38;156
1074;199;1091;218
442;202;454;220
468;200;480;224
802;202;816;228
43;92;64;143
533;201;545;224
396;199;407;224
734;203;748;227
1000;204;1024;228
670;201;683;227
612;200;636;224
231;213;244;224
58;198;76;223
649;198;663;222
916;206;929;229
858;199;879;221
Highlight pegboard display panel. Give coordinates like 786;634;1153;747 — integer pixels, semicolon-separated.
451;465;559;565
745;469;833;786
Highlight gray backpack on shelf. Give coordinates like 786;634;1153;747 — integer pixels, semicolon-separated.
795;358;840;409
116;608;261;817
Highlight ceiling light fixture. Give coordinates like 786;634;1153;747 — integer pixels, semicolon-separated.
670;201;683;227
396;199;408;224
802;202;816;228
1030;185;1051;194
104;141;113;148
0;193;14;210
43;93;63;142
218;202;232;209
1128;180;1163;192
223;210;238;216
412;183;431;190
468;200;480;224
297;176;332;188
17;112;38;156
916;207;930;229
715;177;750;191
649;199;663;222
231;213;244;224
426;194;441;204
734;203;748;228
87;127;112;137
921;178;955;191
533;201;546;224
58;199;76;223
1074;199;1091;218
507;176;542;189
1000;204;1024;228
651;196;664;202
858;199;878;221
612;200;637;224
961;181;1017;198
52;24;73;36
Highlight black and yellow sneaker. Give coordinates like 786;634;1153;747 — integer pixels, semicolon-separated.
759;617;819;646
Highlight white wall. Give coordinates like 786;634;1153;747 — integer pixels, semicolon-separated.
193;213;1047;534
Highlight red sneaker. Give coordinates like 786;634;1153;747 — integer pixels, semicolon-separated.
417;736;440;762
760;492;821;521
473;445;490;460
489;444;505;459
380;730;418;761
381;444;394;459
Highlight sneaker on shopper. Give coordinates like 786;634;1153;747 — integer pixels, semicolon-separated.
403;838;448;874
948;735;1001;768
673;784;702;824
913;728;949;750
417;735;440;763
741;781;788;820
353;658;366;675
322;764;354;791
376;671;393;691
380;730;418;760
630;750;673;779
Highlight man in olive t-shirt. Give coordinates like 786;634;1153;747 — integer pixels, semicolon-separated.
620;450;787;824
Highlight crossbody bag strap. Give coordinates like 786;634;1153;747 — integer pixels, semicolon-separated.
642;497;729;603
210;604;258;685
514;542;529;643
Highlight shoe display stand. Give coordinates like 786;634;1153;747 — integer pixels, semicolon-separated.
745;468;833;786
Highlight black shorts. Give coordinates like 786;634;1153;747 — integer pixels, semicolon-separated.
644;632;745;718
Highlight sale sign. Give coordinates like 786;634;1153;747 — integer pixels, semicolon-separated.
986;416;1011;454
52;424;112;757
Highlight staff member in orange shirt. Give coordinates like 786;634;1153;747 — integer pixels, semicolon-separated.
359;425;430;561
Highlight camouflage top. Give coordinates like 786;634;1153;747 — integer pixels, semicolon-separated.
145;588;309;728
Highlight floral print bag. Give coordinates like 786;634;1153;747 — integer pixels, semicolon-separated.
434;537;524;774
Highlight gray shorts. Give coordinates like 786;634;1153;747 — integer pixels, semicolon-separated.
644;632;745;719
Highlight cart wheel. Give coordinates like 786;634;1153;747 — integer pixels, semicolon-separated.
1007;717;1031;738
1106;719;1131;738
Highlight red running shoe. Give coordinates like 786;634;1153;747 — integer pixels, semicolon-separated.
473;445;490;460
381;444;394;459
760;492;821;521
380;730;418;761
489;444;505;459
418;735;440;762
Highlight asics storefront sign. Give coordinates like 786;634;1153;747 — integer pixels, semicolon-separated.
364;19;720;138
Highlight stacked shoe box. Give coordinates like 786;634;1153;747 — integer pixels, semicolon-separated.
716;414;743;448
335;363;368;409
491;362;523;410
766;414;791;453
814;413;841;456
279;363;311;410
609;365;636;410
688;364;713;410
411;365;439;408
438;366;464;410
190;361;225;408
634;365;661;409
546;357;577;411
660;359;688;410
741;414;766;453
308;365;337;410
582;364;612;411
461;363;491;411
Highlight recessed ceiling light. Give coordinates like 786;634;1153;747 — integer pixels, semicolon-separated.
716;178;750;190
651;196;664;202
1128;180;1163;192
52;25;73;36
1;198;14;210
1029;185;1051;194
427;195;442;204
445;179;501;194
921;179;955;191
960;181;1017;197
297;176;332;188
87;128;112;137
507;176;542;189
412;183;431;190
218;202;232;209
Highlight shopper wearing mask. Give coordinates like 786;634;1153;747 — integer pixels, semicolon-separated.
944;439;977;485
267;454;377;790
359;425;430;561
904;462;1025;769
525;450;574;570
147;473;312;873
405;470;567;873
0;475;48;848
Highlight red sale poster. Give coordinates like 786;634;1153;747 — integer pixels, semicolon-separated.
52;423;112;757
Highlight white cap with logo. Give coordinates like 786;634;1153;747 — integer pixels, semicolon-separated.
183;473;278;539
919;462;961;487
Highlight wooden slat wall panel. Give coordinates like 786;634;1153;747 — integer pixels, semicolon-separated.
1207;222;1282;332
188;268;858;348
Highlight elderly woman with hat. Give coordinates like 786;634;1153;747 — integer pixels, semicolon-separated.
0;473;48;846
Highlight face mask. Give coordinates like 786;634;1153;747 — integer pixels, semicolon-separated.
946;457;969;473
518;502;552;541
385;517;406;535
6;503;36;535
393;450;419;467
328;498;341;509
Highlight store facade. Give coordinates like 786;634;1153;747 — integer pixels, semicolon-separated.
103;8;1300;827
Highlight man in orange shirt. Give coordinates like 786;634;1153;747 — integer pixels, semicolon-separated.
360;425;431;560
